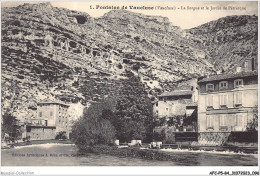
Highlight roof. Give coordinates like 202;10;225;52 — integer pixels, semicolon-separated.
159;90;193;97
174;85;193;91
186;102;198;107
37;99;69;107
198;71;258;83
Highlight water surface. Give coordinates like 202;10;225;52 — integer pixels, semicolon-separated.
1;144;258;166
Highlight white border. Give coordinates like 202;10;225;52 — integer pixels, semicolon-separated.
1;0;259;175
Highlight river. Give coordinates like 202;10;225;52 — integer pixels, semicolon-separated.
1;144;258;166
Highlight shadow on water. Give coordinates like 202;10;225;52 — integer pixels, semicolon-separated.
1;144;258;166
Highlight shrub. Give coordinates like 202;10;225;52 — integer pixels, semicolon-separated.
71;100;116;150
55;131;67;140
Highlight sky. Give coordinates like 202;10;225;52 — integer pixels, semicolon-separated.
1;1;258;29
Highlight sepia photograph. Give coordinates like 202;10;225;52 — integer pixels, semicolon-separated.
0;0;259;175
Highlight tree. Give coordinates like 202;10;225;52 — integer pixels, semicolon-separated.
153;129;166;142
1;112;21;142
247;106;258;131
71;99;116;150
113;71;154;142
157;117;167;126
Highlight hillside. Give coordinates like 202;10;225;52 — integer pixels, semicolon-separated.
1;3;257;121
186;15;258;72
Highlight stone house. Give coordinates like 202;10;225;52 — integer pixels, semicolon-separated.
155;78;198;118
24;99;70;140
153;78;198;132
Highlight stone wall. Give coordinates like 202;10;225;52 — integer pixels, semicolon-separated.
195;131;258;146
197;132;230;146
26;126;56;140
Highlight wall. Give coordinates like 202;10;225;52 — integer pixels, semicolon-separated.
197;132;230;146
55;104;70;138
37;104;56;126
26;126;56;140
158;98;192;117
199;76;257;94
197;131;258;146
199;86;257;112
198;80;257;132
37;103;70;138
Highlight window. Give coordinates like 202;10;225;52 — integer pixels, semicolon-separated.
206;84;214;91
39;112;42;117
206;95;213;107
156;103;158;107
166;108;169;111
207;116;214;129
234;92;242;105
220;114;227;126
234;79;243;88
235;114;243;126
219;81;228;90
50;111;53;116
219;94;227;105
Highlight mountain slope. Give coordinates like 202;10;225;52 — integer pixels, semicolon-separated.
186;15;258;72
1;3;257;121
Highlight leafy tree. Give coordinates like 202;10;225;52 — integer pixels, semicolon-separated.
247;106;258;131
1;112;21;141
153;129;166;142
71;99;116;149
167;117;176;126
113;71;154;142
72;71;154;146
157;117;167;126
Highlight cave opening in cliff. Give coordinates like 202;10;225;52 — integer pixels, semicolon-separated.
75;16;87;24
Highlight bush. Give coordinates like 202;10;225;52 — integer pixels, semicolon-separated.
71;101;116;150
153;130;166;142
55;131;67;140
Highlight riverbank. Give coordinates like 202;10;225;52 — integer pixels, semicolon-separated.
1;139;73;149
78;144;258;163
2;143;258;166
80;145;176;162
160;148;258;158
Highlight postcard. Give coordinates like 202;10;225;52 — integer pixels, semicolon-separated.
1;1;259;175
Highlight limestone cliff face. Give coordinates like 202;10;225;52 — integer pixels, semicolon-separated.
187;15;258;72
1;3;257;120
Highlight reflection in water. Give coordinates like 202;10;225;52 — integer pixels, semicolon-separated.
1;144;258;166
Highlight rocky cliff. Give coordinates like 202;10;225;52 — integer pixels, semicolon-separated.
1;3;257;120
187;15;258;72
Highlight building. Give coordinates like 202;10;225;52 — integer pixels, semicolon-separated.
153;79;198;132
197;70;258;132
157;89;196;117
156;79;198;119
24;99;70;140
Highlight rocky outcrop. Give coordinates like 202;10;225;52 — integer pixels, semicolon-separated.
187;15;258;72
1;3;257;121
